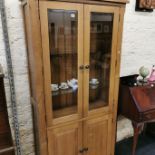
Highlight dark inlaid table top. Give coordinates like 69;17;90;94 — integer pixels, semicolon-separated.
119;75;155;123
130;86;155;113
118;74;155;155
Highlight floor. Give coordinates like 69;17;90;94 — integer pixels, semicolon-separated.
115;134;155;155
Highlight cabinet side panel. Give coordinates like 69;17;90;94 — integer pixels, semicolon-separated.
23;1;48;155
111;6;126;155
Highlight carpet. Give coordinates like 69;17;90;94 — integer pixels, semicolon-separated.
115;134;155;155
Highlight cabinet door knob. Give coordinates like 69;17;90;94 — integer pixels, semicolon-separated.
79;65;84;70
85;65;90;69
84;147;88;152
79;149;84;153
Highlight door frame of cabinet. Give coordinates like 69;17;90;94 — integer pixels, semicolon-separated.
22;1;48;155
47;122;83;155
83;115;112;155
39;1;84;126
83;4;120;117
110;7;126;155
47;114;112;155
37;0;129;5
40;1;121;126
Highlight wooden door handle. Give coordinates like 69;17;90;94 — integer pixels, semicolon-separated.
79;147;88;153
79;65;84;70
85;65;90;69
79;148;84;153
84;147;88;152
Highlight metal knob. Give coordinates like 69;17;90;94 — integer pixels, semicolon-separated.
79;65;84;70
79;149;84;153
85;65;90;69
84;147;88;152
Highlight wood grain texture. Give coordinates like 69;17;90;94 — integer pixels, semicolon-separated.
22;1;127;155
119;75;155;122
39;1;84;126
38;0;129;4
119;75;155;155
22;1;48;154
139;0;155;9
47;122;82;155
110;6;125;155
83;4;120;117
130;86;155;112
84;115;112;155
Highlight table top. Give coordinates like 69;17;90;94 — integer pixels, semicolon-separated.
119;75;155;122
130;86;155;113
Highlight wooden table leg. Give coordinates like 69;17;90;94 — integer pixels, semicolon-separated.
132;122;144;155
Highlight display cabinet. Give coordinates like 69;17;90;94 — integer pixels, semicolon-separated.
22;0;128;154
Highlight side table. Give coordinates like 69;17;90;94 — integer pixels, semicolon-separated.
119;75;155;155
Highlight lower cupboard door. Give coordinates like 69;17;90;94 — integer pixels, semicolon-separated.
84;116;112;155
47;122;82;155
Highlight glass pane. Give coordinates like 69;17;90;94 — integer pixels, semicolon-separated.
89;12;113;110
48;9;78;118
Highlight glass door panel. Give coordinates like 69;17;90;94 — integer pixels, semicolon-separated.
84;5;119;114
40;2;83;124
48;9;78;118
89;13;113;110
40;1;83;126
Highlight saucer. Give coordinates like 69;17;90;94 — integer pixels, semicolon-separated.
59;85;69;90
67;80;78;88
52;87;59;92
89;80;99;85
90;85;99;89
51;84;59;91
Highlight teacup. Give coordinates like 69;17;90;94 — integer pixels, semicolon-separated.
70;78;78;85
60;82;68;88
91;78;98;84
51;84;58;91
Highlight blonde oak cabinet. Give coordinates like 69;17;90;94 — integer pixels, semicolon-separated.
21;0;128;155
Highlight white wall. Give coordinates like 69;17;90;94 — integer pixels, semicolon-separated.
117;0;155;142
121;0;155;76
0;0;155;154
0;0;35;154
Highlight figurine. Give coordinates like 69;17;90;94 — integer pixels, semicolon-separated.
139;66;150;83
148;65;155;82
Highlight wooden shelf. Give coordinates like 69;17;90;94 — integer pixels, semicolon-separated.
50;52;77;56
53;106;77;118
0;146;14;155
52;84;107;97
52;88;77;96
89;100;108;110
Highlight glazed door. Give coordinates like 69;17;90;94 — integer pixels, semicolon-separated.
83;5;119;116
40;2;83;126
83;116;112;155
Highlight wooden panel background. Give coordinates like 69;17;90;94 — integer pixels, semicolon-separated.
139;0;155;9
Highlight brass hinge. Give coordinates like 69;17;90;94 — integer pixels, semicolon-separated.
119;14;121;22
